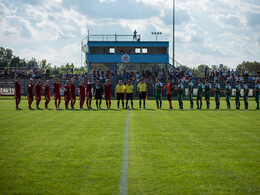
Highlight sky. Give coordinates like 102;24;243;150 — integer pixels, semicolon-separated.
0;0;260;68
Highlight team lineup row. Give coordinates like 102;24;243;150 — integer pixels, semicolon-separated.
13;76;260;110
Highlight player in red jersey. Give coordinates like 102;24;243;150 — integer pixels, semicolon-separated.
52;78;63;109
79;80;85;109
64;80;71;109
14;75;22;110
27;78;35;109
86;78;92;109
165;78;174;109
70;79;76;109
35;78;43;109
103;79;112;109
44;80;51;109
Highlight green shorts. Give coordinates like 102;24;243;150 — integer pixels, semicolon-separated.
225;95;230;101
155;93;162;100
205;95;210;100
197;96;202;101
235;95;240;101
215;94;220;101
178;95;183;101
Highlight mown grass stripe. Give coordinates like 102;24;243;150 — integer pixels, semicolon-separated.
119;109;130;195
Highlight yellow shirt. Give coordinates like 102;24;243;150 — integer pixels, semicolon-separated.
137;83;147;92
116;84;125;93
125;84;134;93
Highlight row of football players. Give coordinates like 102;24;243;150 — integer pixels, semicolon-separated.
170;78;260;110
13;75;260;110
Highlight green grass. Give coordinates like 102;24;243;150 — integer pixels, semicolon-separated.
0;99;259;194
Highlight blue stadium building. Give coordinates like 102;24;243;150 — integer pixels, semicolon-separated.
81;33;170;82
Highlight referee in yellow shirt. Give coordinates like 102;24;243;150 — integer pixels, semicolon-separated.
115;80;125;109
125;79;134;109
137;78;147;109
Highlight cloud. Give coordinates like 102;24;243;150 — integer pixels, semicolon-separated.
0;0;260;68
0;15;32;38
247;12;260;26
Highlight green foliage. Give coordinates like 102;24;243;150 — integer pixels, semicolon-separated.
236;61;260;73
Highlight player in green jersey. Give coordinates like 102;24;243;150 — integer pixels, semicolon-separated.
204;79;212;109
243;81;249;109
152;78;163;109
176;79;184;109
213;80;221;109
196;79;205;109
188;77;194;109
235;80;241;109
224;80;232;109
253;80;260;109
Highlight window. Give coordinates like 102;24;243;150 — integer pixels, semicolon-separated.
109;48;115;54
142;48;148;54
135;48;141;54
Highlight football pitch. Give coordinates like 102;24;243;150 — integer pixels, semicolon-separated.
0;98;259;194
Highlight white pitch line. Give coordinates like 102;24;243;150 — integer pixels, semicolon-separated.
119;109;130;195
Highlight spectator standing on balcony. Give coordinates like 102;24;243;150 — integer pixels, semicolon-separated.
133;30;137;41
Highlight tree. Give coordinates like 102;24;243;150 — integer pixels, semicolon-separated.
10;56;20;67
236;61;260;73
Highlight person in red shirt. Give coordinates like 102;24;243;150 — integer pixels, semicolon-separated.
79;80;85;109
64;80;71;109
14;75;22;110
52;78;63;109
103;79;112;109
165;78;174;109
70;79;76;109
27;78;35;109
35;78;43;109
86;78;92;109
44;80;51;109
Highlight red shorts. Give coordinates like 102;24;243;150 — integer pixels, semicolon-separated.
64;95;70;101
105;94;111;100
45;94;50;100
27;93;33;100
86;91;92;99
54;93;61;100
15;93;21;99
79;96;85;101
35;93;41;101
71;94;76;100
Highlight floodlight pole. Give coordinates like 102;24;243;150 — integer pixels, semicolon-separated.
173;0;175;67
151;32;162;41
